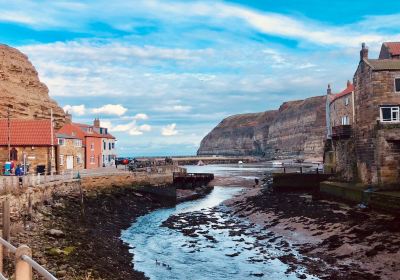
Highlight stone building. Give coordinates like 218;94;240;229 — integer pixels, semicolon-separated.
56;133;85;172
0;119;56;174
325;82;356;180
325;42;400;188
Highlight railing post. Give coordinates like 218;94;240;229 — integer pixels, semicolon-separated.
15;245;32;280
0;230;3;274
3;200;10;243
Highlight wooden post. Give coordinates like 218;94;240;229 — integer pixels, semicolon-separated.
0;230;3;274
300;166;303;174
283;167;286;174
15;245;32;280
28;192;32;221
3;200;10;242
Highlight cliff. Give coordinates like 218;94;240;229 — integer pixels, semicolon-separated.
0;44;65;129
198;95;326;161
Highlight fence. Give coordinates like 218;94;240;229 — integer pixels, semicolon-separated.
0;200;57;280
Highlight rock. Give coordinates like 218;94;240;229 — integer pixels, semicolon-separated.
0;44;65;129
57;270;67;277
48;229;65;238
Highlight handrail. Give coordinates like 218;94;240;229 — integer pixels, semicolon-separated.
0;237;57;280
0;238;16;253
21;255;57;280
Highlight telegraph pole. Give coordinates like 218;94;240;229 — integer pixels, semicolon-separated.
50;109;54;176
7;106;10;162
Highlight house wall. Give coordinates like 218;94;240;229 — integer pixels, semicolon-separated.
85;137;102;169
329;94;353;127
0;146;53;174
354;63;400;185
101;138;116;167
57;138;85;172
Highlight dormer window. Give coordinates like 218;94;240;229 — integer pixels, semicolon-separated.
345;97;349;106
395;78;400;92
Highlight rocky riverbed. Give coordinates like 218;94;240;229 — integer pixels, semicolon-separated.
225;181;400;280
5;186;171;280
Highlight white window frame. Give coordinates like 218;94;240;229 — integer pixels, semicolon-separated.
380;106;400;123
395;78;400;93
91;143;94;151
59;155;64;166
90;155;95;164
74;139;82;147
341;116;350;125
58;138;65;146
345;97;349;106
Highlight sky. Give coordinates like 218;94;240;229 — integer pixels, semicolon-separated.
1;0;400;156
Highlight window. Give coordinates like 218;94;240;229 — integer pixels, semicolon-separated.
10;148;18;161
395;78;400;92
103;141;106;150
345;97;349;106
59;155;64;166
91;143;94;151
90;155;95;164
112;143;115;149
109;143;111;150
58;138;65;146
381;106;400;122
74;139;82;147
341;116;350;125
77;154;81;164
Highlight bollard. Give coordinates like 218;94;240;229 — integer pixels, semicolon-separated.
300;166;303;174
15;245;32;280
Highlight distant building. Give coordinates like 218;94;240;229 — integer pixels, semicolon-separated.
58;116;116;169
92;118;116;167
325;42;400;187
0;119;56;174
56;132;85;172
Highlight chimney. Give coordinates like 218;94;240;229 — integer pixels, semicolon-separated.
360;42;368;60
65;111;72;124
327;84;332;95
347;80;351;88
94;118;100;128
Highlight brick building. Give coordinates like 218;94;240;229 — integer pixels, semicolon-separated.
92;118;116;167
56;133;85;172
325;42;400;187
0;119;56;174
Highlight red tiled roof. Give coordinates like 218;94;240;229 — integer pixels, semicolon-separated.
330;82;354;104
73;123;115;139
57;123;86;140
385;42;400;56
0;119;54;146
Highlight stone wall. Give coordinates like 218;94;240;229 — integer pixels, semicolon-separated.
354;63;400;186
0;44;65;129
57;139;85;172
198;95;327;161
0;146;54;174
330;94;353;127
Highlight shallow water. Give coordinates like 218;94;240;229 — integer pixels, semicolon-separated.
121;164;318;280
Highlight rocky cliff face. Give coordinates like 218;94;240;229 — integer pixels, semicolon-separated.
0;44;65;129
198;95;326;161
198;111;278;156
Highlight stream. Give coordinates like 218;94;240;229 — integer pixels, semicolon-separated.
121;164;319;280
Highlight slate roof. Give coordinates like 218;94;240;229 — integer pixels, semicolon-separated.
0;119;54;146
365;59;400;71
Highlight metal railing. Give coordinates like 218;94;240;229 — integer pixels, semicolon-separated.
0;234;57;280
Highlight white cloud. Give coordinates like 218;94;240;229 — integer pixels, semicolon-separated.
63;104;86;116
161;123;178;136
111;121;135;132
92;104;127;116
100;120;112;129
139;124;152;132
133;113;149;120
129;127;143;136
154;105;192;113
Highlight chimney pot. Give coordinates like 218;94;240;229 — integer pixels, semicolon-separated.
327;84;332;95
360;42;368;60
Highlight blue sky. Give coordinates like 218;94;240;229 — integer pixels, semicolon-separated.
1;0;400;156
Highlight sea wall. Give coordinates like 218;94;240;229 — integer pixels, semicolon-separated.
198;95;326;161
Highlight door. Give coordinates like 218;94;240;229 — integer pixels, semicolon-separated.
66;156;74;170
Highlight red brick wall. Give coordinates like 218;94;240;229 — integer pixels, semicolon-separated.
84;137;102;169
